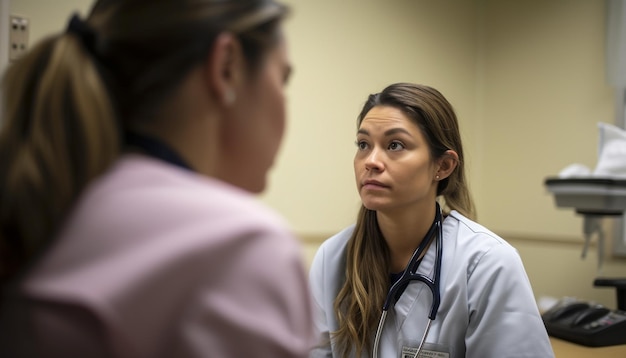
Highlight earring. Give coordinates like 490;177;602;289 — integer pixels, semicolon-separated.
436;175;440;180
224;90;236;105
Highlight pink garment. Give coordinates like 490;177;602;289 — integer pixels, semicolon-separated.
1;155;315;357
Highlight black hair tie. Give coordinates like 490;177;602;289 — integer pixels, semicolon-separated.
66;13;98;57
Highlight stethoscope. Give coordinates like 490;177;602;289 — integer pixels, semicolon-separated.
372;201;443;358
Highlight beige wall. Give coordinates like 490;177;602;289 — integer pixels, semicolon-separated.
480;0;613;238
264;0;481;235
478;0;626;307
0;0;9;75
8;0;626;308
10;0;92;41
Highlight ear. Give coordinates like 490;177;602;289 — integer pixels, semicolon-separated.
434;150;459;181
203;32;244;106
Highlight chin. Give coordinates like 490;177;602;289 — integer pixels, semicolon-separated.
250;185;266;194
360;193;389;211
223;175;265;194
244;177;266;194
225;168;267;194
361;200;386;212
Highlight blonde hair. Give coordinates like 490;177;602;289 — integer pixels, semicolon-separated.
0;0;288;282
333;83;476;357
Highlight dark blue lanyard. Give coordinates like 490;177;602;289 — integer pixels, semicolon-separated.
124;131;193;171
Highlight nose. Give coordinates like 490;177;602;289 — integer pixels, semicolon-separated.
364;148;384;171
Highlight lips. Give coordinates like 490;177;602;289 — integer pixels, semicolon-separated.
362;179;389;189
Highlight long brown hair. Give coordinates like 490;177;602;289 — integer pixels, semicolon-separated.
333;83;476;357
0;0;288;283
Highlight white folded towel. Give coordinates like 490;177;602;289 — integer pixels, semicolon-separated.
593;122;626;177
558;122;626;178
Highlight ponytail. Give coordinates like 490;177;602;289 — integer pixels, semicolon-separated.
0;32;119;282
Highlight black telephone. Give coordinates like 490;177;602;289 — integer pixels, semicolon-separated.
541;278;626;347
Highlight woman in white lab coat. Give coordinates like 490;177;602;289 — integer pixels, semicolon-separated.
309;83;554;358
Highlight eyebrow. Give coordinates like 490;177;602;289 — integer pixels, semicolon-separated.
357;127;412;136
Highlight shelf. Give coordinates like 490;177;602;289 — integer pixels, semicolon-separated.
545;178;626;216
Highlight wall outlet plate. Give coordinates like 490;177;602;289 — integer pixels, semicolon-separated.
9;15;29;61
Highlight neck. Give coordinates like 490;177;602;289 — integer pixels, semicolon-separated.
378;201;437;273
127;67;223;177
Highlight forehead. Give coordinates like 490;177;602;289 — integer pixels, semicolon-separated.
359;105;421;133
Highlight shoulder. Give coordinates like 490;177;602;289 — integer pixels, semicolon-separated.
103;155;289;225
447;211;503;242
78;155;301;267
310;225;354;271
77;155;293;242
447;210;513;250
127;155;297;258
30;155;301;300
445;211;522;275
319;225;355;251
308;225;354;300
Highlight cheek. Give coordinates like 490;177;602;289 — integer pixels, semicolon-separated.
265;69;287;136
262;96;285;158
250;71;286;142
274;94;286;139
257;75;287;165
353;155;366;178
400;159;434;188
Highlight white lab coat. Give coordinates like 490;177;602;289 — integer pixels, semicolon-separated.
309;210;555;358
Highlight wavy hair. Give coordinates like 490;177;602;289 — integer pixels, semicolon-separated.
333;83;476;357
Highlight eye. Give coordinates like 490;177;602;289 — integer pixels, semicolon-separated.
355;140;369;150
388;141;405;151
